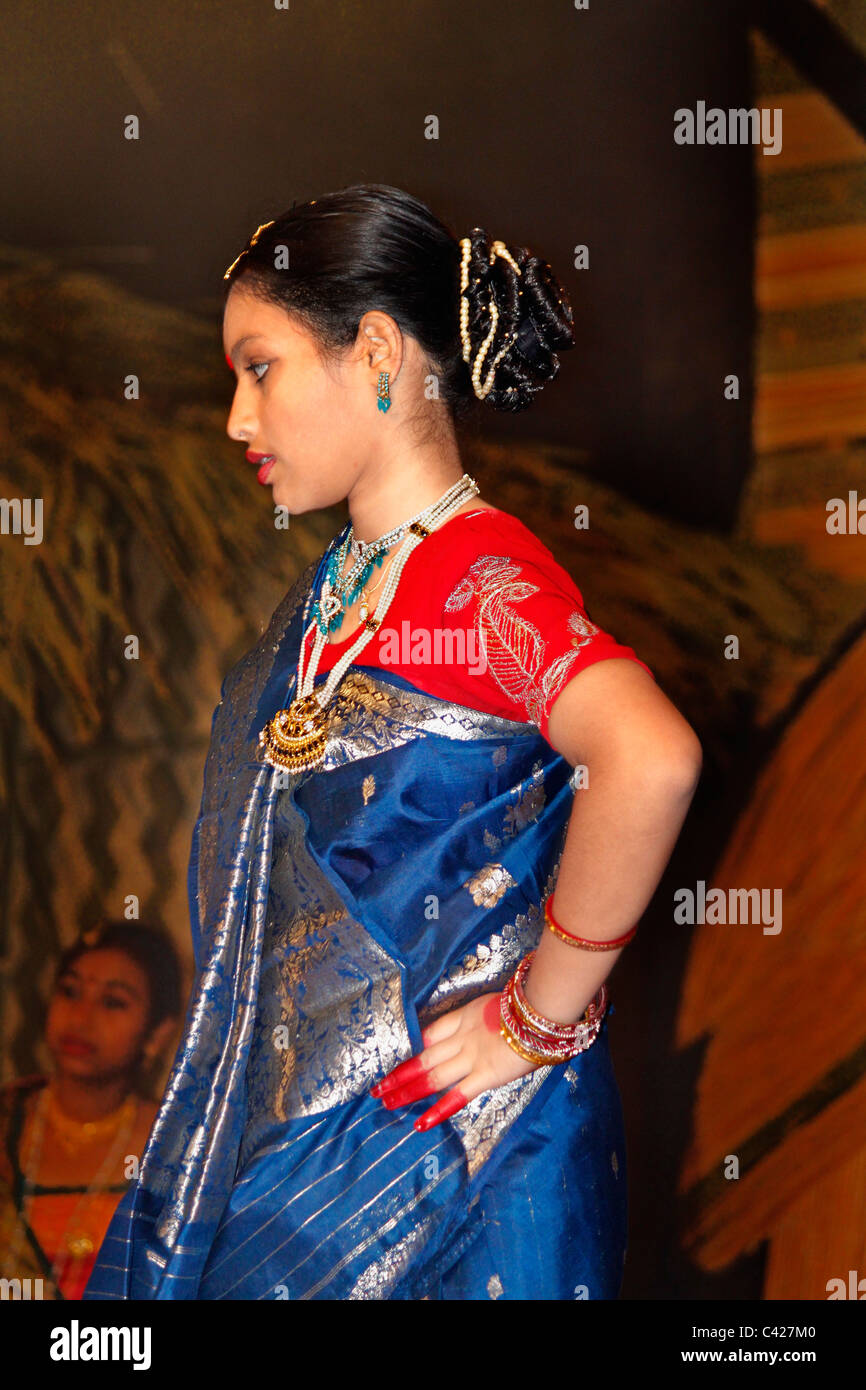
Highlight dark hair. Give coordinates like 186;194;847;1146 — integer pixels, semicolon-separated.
222;183;575;417
54;919;184;1033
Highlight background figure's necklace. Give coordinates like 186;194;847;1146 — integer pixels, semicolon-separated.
9;1083;138;1281
259;474;479;773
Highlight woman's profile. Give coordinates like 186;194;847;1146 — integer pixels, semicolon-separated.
84;183;702;1301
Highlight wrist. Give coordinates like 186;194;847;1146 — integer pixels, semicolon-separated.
498;951;607;1065
545;892;638;952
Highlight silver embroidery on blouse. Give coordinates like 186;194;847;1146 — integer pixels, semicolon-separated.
443;554;601;726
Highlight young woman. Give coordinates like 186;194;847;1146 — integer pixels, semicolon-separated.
85;184;701;1301
0;920;181;1298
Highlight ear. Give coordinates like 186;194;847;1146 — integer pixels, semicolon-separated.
357;309;403;377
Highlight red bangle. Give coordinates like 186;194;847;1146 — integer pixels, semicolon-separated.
498;951;609;1067
545;894;638;951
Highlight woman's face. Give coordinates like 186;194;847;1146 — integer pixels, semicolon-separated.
223;283;380;515
45;948;155;1085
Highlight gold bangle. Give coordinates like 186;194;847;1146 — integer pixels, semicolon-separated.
499;1023;555;1067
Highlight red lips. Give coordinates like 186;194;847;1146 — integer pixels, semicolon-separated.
245;450;273;464
58;1036;96;1056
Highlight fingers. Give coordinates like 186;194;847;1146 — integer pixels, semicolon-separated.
379;1075;436;1108
376;1054;466;1108
415;1088;471;1132
419;1010;463;1049
370;998;493;1130
370;1036;462;1100
369;1053;427;1099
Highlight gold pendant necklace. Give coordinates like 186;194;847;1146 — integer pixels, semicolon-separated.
258;690;330;774
45;1088;138;1157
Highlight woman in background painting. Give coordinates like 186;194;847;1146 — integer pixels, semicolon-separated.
86;184;701;1300
0;919;182;1298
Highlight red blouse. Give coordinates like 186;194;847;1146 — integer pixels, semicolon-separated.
304;506;654;744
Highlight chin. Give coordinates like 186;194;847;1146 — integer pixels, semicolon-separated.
272;481;310;516
54;1057;101;1078
271;481;292;513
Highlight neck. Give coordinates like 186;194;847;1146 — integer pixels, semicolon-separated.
49;1074;134;1123
346;431;467;546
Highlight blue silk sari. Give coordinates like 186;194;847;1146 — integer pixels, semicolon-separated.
84;542;628;1301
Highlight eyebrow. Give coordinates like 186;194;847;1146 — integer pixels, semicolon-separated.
62;971;142;996
226;333;267;360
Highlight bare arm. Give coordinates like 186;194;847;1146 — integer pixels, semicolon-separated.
523;659;702;1023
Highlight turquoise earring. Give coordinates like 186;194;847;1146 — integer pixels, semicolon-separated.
377;371;391;412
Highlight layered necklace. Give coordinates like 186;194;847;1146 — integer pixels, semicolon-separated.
258;473;479;774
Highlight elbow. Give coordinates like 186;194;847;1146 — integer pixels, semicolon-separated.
653;722;703;795
606;715;701;797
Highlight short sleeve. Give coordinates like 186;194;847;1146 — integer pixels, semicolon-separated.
442;546;655;743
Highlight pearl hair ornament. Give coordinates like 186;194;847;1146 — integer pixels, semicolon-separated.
459;236;523;400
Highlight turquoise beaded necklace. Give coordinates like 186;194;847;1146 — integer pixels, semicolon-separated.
312;533;389;636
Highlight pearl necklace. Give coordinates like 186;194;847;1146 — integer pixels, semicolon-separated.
259;474;479;773
311;475;476;637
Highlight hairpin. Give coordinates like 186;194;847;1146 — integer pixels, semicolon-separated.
223;219;276;281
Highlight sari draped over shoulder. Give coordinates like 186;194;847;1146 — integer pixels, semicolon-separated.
84;548;629;1301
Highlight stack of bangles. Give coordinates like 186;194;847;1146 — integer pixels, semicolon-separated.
498;893;639;1067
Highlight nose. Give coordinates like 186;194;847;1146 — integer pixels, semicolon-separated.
226;382;256;444
63;995;96;1034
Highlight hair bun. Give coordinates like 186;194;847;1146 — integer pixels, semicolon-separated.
459;227;575;412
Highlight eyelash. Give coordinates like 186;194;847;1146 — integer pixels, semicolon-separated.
247;361;269;384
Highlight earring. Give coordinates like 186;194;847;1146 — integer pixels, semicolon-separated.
377;371;391;413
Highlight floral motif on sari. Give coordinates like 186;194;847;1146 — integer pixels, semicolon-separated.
463;862;518;908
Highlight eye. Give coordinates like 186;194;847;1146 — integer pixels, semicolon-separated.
247;361;269;383
102;995;130;1011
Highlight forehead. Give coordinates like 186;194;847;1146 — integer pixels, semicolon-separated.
222;285;305;351
62;948;146;988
